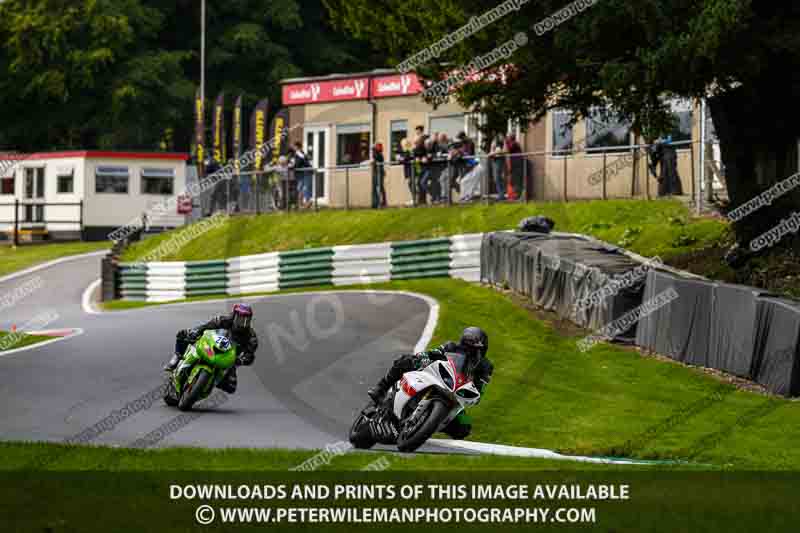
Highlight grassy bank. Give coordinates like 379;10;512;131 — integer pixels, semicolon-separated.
81;279;800;469
0;241;109;277
121;199;726;263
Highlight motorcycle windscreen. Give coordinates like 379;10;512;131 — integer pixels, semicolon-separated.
443;352;473;388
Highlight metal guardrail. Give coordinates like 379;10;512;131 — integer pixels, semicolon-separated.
0;199;84;245
194;139;712;215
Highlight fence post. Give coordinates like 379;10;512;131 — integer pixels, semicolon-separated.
523;155;529;203
447;160;452;206
411;164;417;207
79;200;84;241
313;170;319;212
345;167;350;210
562;156;568;202
690;143;696;209
256;173;261;215
13;199;19;246
602;152;608;200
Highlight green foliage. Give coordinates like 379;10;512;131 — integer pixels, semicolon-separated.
617;226;643;248
0;0;373;151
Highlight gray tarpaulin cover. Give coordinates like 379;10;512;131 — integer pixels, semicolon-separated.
636;269;715;367
752;297;800;396
481;231;651;338
637;269;800;396
482;230;800;396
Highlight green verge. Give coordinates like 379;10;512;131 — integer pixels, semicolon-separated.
120;199;727;263
0;241;109;277
94;279;800;470
0;331;54;352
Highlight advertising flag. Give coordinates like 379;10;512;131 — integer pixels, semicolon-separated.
268;108;290;165
232;94;243;175
213;92;225;164
250;98;269;171
194;88;205;176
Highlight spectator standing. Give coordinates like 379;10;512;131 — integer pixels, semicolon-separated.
289;142;312;208
412;135;429;205
397;138;415;203
372;143;387;208
505;134;523;200
490;133;507;201
424;137;443;203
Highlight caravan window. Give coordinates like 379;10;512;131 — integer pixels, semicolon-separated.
141;168;175;195
95;166;129;193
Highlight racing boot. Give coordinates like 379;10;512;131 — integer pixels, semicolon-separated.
367;377;391;405
163;352;183;372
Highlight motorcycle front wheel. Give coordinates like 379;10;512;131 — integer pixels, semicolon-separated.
397;397;449;453
178;369;212;411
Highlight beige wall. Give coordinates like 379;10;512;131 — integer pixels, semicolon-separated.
288;94;701;206
536;105;700;201
293;95;469;207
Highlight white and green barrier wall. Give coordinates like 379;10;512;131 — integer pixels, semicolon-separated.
116;234;483;302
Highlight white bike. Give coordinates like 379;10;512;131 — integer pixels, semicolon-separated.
349;352;481;452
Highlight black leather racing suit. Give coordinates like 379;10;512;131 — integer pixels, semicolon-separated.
376;341;493;439
174;314;259;394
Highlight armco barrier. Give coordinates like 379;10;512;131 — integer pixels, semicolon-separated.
117;233;483;302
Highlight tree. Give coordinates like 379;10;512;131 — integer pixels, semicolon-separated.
0;0;374;152
324;0;800;248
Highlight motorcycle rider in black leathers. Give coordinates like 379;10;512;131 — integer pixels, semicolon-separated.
163;303;258;394
367;326;493;439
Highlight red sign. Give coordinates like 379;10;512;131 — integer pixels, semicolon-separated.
177;194;193;215
282;77;369;105
370;73;424;98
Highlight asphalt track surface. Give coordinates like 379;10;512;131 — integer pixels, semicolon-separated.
0;252;451;452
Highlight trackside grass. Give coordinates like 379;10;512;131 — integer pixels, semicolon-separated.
46;279;800;470
121;199;726;263
0;241;109;277
0;331;53;352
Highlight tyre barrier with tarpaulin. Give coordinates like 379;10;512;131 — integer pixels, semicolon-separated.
116;233;483;302
636;269;800;396
480;231;654;338
481;230;800;396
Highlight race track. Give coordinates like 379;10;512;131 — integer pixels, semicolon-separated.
0;253;440;451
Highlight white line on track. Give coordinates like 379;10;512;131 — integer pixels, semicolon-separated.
427;439;672;465
81;279;102;315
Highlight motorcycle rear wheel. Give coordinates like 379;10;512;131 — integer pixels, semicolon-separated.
397;397;449;453
349;406;377;449
178;369;212;411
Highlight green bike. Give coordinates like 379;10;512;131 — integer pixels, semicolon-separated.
163;329;237;411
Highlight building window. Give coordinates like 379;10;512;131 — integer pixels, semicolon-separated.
95;166;129;193
336;124;370;165
141;167;175;195
389;120;408;162
429;115;465;141
56;168;74;194
0;176;13;195
552;110;574;155
24;167;45;198
586;107;632;153
669;99;693;146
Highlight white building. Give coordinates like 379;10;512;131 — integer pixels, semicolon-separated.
0;151;188;241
